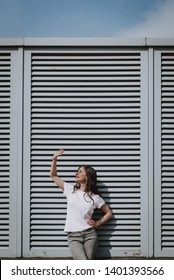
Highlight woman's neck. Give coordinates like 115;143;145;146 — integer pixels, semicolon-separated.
80;183;86;192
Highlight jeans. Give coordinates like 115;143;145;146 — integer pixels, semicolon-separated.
67;228;98;260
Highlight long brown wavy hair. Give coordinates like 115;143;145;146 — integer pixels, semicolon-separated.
73;165;100;202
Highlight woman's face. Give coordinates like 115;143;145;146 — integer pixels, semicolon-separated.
75;167;87;184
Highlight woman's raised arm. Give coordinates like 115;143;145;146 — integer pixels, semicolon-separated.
50;148;65;191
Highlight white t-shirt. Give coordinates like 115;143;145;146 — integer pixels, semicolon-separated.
63;182;105;232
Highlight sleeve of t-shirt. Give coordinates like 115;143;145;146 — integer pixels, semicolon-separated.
95;195;105;209
63;182;74;198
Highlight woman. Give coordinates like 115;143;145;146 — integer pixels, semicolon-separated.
50;148;112;260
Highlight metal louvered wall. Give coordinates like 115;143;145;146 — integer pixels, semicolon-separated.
23;49;149;258
155;51;174;257
0;52;11;252
0;49;23;257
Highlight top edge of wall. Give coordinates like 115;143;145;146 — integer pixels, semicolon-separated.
0;37;174;47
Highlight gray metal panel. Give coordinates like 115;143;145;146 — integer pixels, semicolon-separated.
154;50;174;257
0;49;23;257
23;48;149;258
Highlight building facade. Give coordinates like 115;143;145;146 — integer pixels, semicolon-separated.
0;38;174;258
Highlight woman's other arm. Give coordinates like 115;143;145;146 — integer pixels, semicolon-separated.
87;203;113;228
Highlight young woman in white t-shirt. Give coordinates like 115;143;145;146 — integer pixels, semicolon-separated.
50;148;112;260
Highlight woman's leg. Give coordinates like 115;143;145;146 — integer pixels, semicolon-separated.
83;229;98;259
68;232;88;260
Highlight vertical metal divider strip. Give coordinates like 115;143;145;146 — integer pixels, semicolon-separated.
148;47;154;257
140;50;149;256
22;50;32;257
154;51;162;256
10;48;23;257
21;46;25;258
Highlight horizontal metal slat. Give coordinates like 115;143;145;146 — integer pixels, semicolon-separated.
31;198;140;204
31;124;140;131
32;86;140;92
32;103;140;113
31;116;140;123
30;242;68;247
31;133;140;139
31;181;141;187
31;149;140;155
32;66;141;71
32;100;140;107
32;95;140;100
0;60;10;65
32;60;140;66
32;91;140;97
32;70;140;77
30;191;140;199
32;54;141;59
31;50;140;55
32;76;140;83
32;82;140;87
32;145;140;152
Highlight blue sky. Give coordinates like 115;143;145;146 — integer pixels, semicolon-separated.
0;0;174;37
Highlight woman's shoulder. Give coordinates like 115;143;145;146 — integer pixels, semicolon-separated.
91;192;105;207
91;191;102;198
63;182;74;195
91;192;104;201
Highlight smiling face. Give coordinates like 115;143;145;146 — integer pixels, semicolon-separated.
75;167;87;185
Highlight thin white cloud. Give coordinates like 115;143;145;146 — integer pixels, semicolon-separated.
116;0;174;37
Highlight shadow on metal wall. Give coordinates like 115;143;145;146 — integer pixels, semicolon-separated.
94;181;116;259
